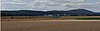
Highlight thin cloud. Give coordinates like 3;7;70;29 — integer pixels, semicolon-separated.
2;2;27;4
1;0;100;12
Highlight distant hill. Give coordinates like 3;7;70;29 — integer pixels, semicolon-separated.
68;9;93;14
47;9;93;13
1;9;100;16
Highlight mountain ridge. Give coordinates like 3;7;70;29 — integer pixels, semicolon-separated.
1;9;100;16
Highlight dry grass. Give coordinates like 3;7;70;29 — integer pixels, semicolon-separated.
1;16;100;21
2;21;100;31
1;16;100;31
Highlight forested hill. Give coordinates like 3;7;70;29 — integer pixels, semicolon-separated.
1;9;100;16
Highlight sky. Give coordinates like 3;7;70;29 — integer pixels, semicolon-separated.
1;0;100;12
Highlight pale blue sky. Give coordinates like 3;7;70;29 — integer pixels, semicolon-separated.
1;0;100;12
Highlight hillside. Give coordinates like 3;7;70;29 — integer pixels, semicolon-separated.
1;9;100;16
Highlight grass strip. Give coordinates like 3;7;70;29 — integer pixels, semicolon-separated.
77;18;100;20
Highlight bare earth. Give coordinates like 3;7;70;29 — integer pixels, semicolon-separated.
2;20;100;31
1;16;100;31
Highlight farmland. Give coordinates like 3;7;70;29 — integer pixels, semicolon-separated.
2;16;100;21
1;16;100;31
